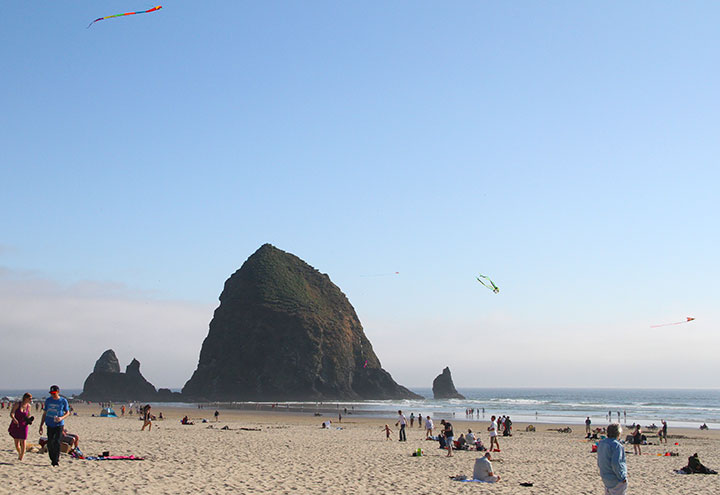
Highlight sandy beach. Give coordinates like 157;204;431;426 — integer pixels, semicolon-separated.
2;404;719;494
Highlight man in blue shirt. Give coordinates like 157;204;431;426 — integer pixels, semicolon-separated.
39;385;70;466
597;423;627;494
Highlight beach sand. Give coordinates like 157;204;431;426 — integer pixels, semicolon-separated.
2;404;719;494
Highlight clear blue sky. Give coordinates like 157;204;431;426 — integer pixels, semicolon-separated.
2;1;719;389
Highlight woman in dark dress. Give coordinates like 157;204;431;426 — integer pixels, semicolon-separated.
632;425;643;455
8;393;33;460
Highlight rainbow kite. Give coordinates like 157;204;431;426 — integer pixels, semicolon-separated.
88;6;162;28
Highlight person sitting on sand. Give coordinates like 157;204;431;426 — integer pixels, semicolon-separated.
473;452;501;482
62;426;79;449
456;433;467;450
465;429;475;445
680;453;718;474
700;423;709;430
181;416;194;425
383;424;393;440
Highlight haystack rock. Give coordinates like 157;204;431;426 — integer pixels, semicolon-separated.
79;350;158;401
432;367;465;399
182;244;420;401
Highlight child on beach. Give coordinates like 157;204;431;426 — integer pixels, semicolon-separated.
141;405;152;431
425;416;434;438
383;424;393;440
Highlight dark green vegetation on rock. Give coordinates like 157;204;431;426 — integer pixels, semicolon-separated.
183;244;420;401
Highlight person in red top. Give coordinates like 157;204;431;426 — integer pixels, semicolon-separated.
8;393;33;460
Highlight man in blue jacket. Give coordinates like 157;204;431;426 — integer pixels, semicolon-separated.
597;423;627;494
39;385;71;466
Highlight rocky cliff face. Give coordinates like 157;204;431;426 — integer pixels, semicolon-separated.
79;350;158;401
432;367;465;399
183;244;420;401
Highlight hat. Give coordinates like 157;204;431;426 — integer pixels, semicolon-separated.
49;385;60;393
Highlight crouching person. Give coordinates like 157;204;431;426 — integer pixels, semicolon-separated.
473;452;501;482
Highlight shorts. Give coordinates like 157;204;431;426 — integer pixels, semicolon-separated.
445;436;453;445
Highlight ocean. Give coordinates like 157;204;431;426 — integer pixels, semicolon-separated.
3;387;718;429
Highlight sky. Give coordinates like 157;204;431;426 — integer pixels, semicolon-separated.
2;1;719;390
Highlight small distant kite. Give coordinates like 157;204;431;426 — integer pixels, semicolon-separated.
476;274;499;294
650;317;695;328
363;360;368;368
88;5;162;28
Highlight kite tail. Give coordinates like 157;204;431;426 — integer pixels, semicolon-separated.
650;321;684;328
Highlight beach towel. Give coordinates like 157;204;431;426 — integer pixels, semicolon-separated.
84;455;144;461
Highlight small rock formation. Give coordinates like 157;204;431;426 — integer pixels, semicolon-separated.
183;243;421;401
79;350;158;402
432;367;465;399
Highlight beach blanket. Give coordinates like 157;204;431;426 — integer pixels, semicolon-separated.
84;455;144;461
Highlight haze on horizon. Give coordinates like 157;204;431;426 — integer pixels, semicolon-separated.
2;2;719;391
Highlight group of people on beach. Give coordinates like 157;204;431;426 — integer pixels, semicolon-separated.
7;386;72;466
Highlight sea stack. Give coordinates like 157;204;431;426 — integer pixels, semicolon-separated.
182;244;420;401
432;367;465;399
79;350;158;401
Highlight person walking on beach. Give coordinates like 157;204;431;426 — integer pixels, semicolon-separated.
141;404;152;431
409;412;415;428
39;385;70;467
585;417;592;436
418;412;423;428
396;410;407;442
597;423;627;495
488;415;500;452
425;415;434;439
383;424;393;440
214;410;219;422
8;393;33;460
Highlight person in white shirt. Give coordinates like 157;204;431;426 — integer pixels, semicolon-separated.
395;410;407;442
465;429;476;445
488;415;500;452
473;452;501;482
425;416;434;439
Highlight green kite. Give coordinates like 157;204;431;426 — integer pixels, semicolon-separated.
476;274;499;294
